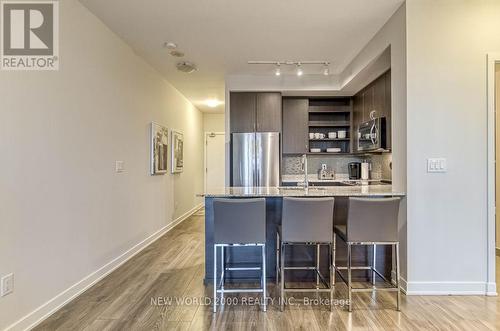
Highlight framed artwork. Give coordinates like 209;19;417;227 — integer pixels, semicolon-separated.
171;130;184;173
150;122;168;175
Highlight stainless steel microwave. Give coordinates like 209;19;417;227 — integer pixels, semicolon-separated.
357;117;387;152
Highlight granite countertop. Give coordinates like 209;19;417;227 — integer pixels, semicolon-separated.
199;185;405;198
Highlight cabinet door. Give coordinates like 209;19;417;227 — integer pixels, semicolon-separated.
373;74;386;119
384;71;392;149
362;86;374;122
282;98;309;154
256;93;282;132
230;92;256;133
352;94;362;150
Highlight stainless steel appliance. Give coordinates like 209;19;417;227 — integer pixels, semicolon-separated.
357;117;387;152
348;162;361;180
232;132;280;187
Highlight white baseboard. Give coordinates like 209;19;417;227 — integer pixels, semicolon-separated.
387;273;492;296
5;203;204;331
405;281;492;295
486;282;498;296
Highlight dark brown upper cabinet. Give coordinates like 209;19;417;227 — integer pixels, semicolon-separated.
256;93;282;132
230;92;256;132
352;70;392;151
229;92;282;133
282;98;309;154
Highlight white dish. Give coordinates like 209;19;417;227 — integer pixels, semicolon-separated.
326;148;341;153
310;148;322;153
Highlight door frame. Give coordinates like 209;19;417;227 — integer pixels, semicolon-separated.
487;53;500;296
204;132;226;192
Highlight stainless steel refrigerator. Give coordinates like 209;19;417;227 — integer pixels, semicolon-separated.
232;132;280;187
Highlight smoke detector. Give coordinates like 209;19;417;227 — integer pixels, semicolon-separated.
176;61;197;73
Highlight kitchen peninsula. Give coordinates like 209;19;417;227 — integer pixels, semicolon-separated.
201;184;405;283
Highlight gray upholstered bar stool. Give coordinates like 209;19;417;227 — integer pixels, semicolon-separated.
333;197;401;312
213;198;267;313
276;197;335;311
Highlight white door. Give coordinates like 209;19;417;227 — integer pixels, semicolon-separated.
205;133;225;191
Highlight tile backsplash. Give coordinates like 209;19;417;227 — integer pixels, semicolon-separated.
282;153;392;180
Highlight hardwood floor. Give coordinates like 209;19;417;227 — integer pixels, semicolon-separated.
35;210;500;330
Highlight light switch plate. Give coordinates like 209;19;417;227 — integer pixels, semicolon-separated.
115;161;125;173
427;158;447;173
1;273;14;297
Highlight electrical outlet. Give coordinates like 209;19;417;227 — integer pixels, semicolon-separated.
1;273;14;297
115;161;125;173
427;158;447;173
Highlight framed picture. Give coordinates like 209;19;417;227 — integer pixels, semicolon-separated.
171;130;184;173
150;122;168;175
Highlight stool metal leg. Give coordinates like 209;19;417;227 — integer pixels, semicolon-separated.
280;243;285;312
316;244;320;289
276;232;280;285
347;243;352;312
395;242;401;311
332;233;336;286
221;246;225;291
329;243;334;312
213;245;217;313
372;244;376;286
262;244;267;312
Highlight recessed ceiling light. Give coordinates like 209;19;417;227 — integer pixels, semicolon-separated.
164;42;177;49
206;99;221;108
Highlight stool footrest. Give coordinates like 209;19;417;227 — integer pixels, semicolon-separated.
217;289;264;293
225;267;261;271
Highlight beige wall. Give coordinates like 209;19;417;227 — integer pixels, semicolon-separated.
0;0;204;329
203;113;225;133
406;0;500;294
496;64;500;249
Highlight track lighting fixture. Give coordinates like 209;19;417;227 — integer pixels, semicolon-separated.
248;60;331;76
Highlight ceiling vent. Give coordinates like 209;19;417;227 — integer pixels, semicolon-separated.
169;50;184;57
176;61;197;73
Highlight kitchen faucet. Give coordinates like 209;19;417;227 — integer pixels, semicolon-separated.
300;154;309;188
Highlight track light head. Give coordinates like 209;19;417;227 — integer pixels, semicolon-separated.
297;63;303;76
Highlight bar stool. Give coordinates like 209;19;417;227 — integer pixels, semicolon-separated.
213;198;267;313
333;197;401;312
276;197;335;311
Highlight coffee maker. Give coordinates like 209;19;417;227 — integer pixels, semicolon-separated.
348;162;361;180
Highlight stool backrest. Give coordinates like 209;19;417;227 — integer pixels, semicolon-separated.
282;197;334;243
213;198;266;244
347;197;401;242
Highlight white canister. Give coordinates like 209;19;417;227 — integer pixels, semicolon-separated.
328;132;337;139
309;132;315;139
361;162;370;180
338;130;347;139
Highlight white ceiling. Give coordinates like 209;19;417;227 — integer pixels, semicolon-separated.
80;0;403;112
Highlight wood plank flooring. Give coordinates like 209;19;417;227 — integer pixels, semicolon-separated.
34;210;500;330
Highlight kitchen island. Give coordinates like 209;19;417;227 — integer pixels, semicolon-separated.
201;185;405;283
